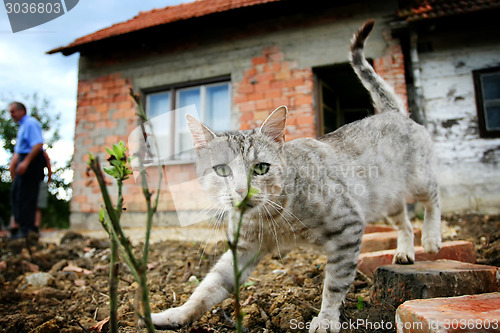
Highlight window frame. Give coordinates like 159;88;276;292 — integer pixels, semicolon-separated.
143;76;232;164
473;66;500;138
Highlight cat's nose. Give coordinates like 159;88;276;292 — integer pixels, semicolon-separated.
236;188;247;198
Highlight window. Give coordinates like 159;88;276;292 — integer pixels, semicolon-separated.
145;79;231;162
473;67;500;138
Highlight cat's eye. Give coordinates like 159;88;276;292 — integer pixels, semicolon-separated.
253;163;270;176
213;164;232;177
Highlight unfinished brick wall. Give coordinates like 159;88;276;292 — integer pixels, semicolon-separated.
72;73;144;215
72;73;202;218
234;46;316;140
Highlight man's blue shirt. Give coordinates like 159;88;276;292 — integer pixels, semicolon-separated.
14;115;44;154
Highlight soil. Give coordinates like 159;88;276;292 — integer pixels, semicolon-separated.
0;214;498;333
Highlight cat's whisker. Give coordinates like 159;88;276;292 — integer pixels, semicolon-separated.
257;207;263;248
266;198;310;231
265;199;297;244
198;203;225;266
262;204;284;262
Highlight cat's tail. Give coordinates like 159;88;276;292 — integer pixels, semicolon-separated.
349;20;407;115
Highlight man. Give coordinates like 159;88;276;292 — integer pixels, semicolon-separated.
9;102;46;238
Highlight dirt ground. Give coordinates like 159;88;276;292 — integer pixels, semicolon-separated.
0;214;498;333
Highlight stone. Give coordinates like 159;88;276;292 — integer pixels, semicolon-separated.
396;293;500;333
371;260;500;308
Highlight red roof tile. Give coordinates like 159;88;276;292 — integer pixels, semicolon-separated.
48;0;281;54
398;0;500;21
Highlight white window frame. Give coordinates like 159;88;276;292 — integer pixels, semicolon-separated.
145;79;232;164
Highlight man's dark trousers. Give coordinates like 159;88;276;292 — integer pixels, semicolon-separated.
11;152;45;236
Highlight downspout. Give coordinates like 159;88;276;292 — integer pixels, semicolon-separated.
409;28;426;126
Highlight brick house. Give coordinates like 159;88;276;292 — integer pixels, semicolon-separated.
49;0;500;229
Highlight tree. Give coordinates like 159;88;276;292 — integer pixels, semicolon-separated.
0;93;70;229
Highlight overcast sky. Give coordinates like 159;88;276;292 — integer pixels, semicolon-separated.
0;0;193;169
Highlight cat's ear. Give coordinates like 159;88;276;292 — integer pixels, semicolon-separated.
260;105;288;145
186;114;217;149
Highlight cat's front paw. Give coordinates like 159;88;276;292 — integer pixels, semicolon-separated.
309;314;340;333
393;250;415;264
422;236;441;254
150;307;192;330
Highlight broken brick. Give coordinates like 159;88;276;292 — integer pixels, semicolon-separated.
358;240;476;277
396;292;500;333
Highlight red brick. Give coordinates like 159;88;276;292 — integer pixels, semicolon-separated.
364;225;396;234
264;62;280;72
244;68;257;77
284;78;305;88
240;112;253;122
272;97;289;106
253;82;272;92
238;83;254;94
247;92;265;101
233;94;248;104
274;70;291;81
252;56;267;65
255;99;273;111
396;293;500;333
270;81;286;89
358;241;477;277
264;90;282;99
361;229;422;253
256;72;275;83
239;123;251;130
295;115;314;124
238;101;256;113
293;95;313;106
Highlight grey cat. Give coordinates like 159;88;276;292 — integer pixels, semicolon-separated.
150;20;441;333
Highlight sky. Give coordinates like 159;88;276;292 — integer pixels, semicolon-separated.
0;0;194;171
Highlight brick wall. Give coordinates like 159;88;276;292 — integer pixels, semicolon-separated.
234;46;316;140
72;73;144;214
373;37;409;111
72;73;206;218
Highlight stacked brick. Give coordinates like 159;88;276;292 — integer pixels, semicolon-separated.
234;46;316;140
72;73;145;214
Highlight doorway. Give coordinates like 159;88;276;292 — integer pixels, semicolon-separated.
314;62;374;136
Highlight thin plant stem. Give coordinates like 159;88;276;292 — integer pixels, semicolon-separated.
109;235;119;333
228;173;254;333
109;175;124;333
89;158;140;270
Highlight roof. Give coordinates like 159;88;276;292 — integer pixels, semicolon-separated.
398;0;500;21
48;0;281;55
50;0;500;55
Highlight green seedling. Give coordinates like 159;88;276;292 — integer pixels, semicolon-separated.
357;296;364;310
233;186;260;208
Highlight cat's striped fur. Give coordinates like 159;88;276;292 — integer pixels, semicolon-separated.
150;20;441;333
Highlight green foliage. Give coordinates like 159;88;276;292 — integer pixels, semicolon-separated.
0;93;69;229
0;93;60;155
357;296;364;310
103;141;133;181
